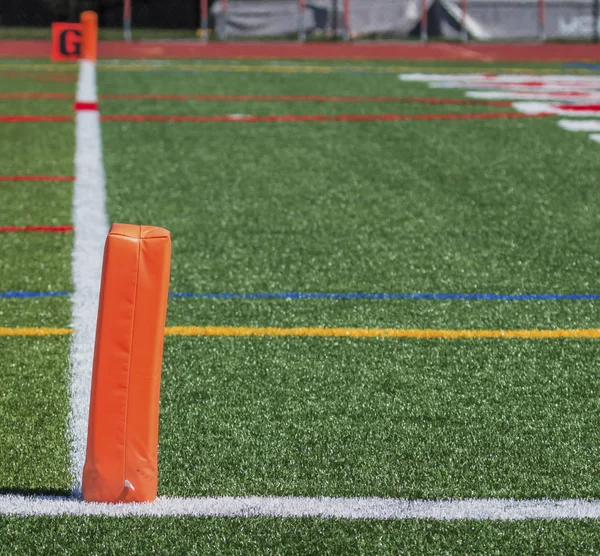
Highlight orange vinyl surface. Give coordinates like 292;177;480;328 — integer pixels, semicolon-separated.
82;224;171;503
80;11;98;62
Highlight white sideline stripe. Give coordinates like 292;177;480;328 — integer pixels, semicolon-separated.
3;495;600;520
558;119;600;131
513;102;600;117
590;133;600;143
466;90;600;101
69;59;109;496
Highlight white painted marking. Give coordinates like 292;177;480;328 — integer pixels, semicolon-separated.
430;82;600;91
558;119;600;132
513;102;600;117
3;495;600;520
69;59;109;496
590;133;600;143
399;73;600;83
76;60;98;103
466;90;599;101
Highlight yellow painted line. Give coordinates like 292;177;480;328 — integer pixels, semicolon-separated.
4;326;600;339
164;326;600;339
0;327;73;336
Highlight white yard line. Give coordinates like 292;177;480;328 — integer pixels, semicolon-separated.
69;59;109;496
3;495;600;520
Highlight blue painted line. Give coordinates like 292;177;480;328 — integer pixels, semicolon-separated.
563;63;600;71
0;291;70;299
3;291;600;301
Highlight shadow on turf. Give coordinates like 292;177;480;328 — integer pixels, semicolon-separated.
0;487;71;497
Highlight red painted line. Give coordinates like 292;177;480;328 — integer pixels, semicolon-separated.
99;93;511;107
0;115;72;122
0;92;510;107
73;101;99;111
0;175;74;182
0;225;73;232
100;112;551;123
0;93;73;100
556;104;600;112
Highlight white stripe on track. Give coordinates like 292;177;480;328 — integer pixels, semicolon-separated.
69;59;109;496
3;495;600;520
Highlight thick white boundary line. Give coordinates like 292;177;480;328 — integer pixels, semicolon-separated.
69;59;109;496
2;495;600;520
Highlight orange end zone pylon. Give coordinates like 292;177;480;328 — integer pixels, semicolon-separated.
80;11;98;62
82;224;171;503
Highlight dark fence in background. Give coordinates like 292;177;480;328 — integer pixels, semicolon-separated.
0;0;211;28
1;0;599;41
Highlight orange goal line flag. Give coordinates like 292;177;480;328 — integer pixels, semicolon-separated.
82;224;171;503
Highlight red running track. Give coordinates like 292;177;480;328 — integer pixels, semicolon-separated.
1;40;600;62
0;225;73;232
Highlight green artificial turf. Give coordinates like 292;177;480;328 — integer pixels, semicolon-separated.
101;116;600;295
0;122;74;175
97;67;478;101
0;337;71;494
0;298;71;328
95;64;600;501
165;297;600;330
158;337;600;499
4;517;600;554
0;234;72;292
3;57;600;551
0;181;73;225
0;100;73;116
0;119;74;292
0;79;74;497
